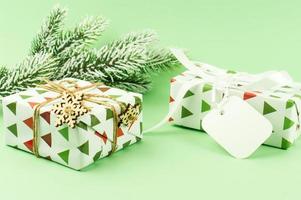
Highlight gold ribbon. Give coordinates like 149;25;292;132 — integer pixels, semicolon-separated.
32;79;123;157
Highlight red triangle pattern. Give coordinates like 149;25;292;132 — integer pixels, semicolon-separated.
99;87;110;92
41;111;51;124
23;117;33;130
168;117;174;122
41;133;52;147
95;131;108;144
44;97;53;101
170;78;176;83
117;128;124;137
169;96;175;103
243;92;257;100
24;140;33;152
28;102;39;109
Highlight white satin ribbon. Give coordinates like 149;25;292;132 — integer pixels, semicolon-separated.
143;49;293;133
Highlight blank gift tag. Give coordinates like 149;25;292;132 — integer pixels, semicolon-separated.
202;96;273;159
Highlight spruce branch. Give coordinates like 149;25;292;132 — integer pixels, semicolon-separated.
54;31;179;92
95;31;178;75
103;73;152;93
0;6;179;97
49;16;108;78
31;6;108;60
96;31;156;69
144;48;179;73
57;31;158;79
53;16;108;57
0;66;8;78
31;6;67;55
0;53;58;97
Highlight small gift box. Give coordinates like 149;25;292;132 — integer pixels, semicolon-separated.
169;51;301;149
2;79;143;170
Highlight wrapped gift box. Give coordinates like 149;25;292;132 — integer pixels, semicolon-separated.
169;67;301;149
2;79;143;170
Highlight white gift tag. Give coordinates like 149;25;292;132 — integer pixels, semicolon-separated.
202;96;273;159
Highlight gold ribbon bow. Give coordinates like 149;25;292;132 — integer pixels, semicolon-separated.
32;79;136;157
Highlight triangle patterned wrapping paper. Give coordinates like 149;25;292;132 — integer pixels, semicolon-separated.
169;71;301;149
2;79;143;170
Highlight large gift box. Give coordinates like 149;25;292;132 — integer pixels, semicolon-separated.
169;56;301;149
2;79;143;170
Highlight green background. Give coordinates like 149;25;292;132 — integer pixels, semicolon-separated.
1;0;301;199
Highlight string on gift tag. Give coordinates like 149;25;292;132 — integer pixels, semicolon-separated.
211;72;240;116
144;49;239;133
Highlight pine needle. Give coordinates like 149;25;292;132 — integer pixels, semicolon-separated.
0;66;8;78
30;6;67;55
0;6;179;97
54;16;108;57
0;53;58;97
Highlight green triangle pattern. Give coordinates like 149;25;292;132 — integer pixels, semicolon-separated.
201;100;211;113
59;127;69;141
108;95;121;99
202;84;213;93
283;117;295;130
263;102;277;115
7;102;17;115
183;90;194;98
58;150;69;164
36;89;48;94
134;96;142;105
181;106;193;118
7;124;18;137
78;141;89;155
77;121;88;131
227;70;237;74
140;122;143;134
106;109;114;120
90;114;101;127
270;95;280;99
93;150;102;162
274;90;286;93
20;95;32;99
122;141;131;148
136;136;142;142
281;138;292;149
286;100;295;109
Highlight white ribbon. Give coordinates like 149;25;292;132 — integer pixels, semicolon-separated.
144;49;293;133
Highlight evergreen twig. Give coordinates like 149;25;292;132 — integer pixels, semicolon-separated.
0;6;179;98
31;6;67;55
0;53;58;97
0;66;8;78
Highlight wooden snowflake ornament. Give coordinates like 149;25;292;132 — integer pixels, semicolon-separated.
52;91;89;128
119;104;141;127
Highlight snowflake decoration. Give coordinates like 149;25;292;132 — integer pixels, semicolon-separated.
52;92;89;128
119;104;141;127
